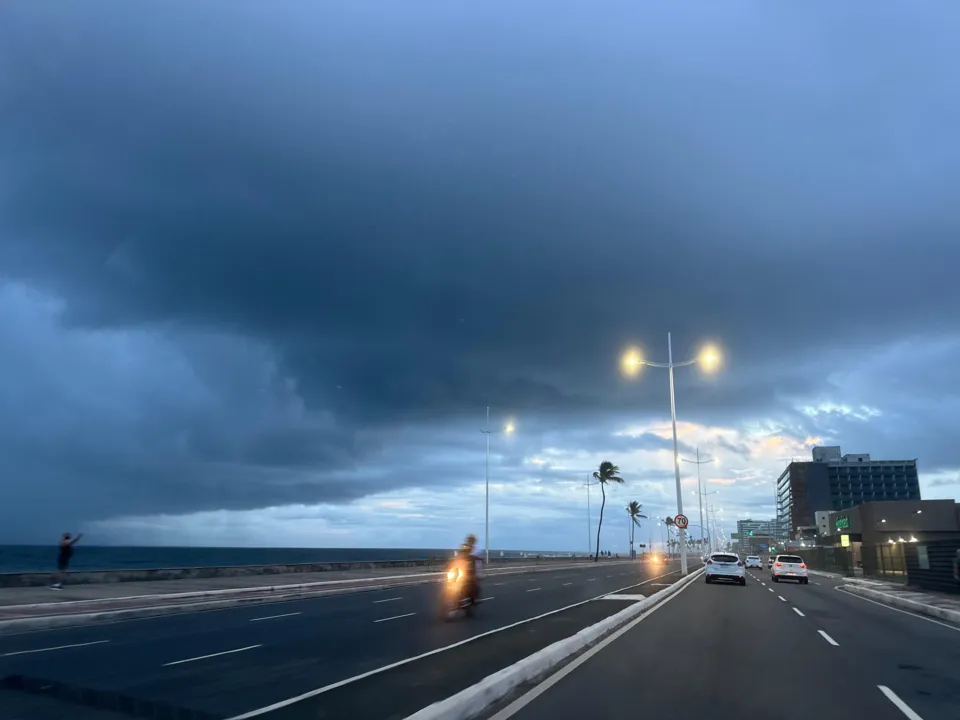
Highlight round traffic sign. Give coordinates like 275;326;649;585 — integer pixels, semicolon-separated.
674;514;689;529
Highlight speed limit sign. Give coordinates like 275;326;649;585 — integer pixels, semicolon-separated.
674;514;689;530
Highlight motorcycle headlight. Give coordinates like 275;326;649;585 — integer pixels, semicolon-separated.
447;570;456;580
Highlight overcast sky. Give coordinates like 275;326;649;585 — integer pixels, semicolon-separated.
1;2;958;552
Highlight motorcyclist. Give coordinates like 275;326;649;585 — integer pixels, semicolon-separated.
455;533;482;603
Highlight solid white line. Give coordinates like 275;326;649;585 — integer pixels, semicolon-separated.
249;612;301;622
835;586;960;632
526;588;541;593
1;640;110;657
372;597;402;604
163;645;260;667
489;572;700;720
373;613;416;623
878;685;925;720
223;569;681;720
792;608;805;617
778;596;787;602
562;582;573;586
818;630;839;646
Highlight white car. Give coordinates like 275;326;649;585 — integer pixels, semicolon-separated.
744;555;762;569
705;552;746;586
771;554;809;584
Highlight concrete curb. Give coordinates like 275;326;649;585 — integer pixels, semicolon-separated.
808;570;843;580
841;583;960;628
402;568;704;720
0;560;641;635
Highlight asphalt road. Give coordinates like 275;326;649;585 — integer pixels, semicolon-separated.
0;559;681;719
485;569;960;720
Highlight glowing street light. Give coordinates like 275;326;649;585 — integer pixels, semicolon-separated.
481;407;515;565
620;334;724;576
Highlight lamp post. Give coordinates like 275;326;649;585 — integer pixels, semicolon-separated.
621;335;722;575
583;477;599;556
682;447;714;557
693;489;719;552
481;407;515;565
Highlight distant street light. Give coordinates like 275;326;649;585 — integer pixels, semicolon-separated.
481;406;515;565
621;334;723;575
682;447;715;558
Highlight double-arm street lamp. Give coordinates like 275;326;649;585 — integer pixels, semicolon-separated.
481;406;515;565
621;334;722;576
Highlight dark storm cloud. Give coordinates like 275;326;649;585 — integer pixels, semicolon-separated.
1;2;959;538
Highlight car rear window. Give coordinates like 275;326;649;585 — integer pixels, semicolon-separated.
747;556;760;560
778;556;804;564
712;554;739;563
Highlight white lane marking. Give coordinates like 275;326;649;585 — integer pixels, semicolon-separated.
478;597;495;602
814;582;822;586
526;588;541;593
373;613;416;624
768;588;774;593
372;597;402;604
587;578;596;582
818;630;839;646
878;685;925;720
488;572;700;720
562;582;573;586
601;594;646;601
835;586;960;632
1;640;110;657
606;574;613;578
493;582;506;586
222;569;682;719
778;596;787;602
163;645;261;667
761;583;766;587
792;608;805;617
249;612;301;622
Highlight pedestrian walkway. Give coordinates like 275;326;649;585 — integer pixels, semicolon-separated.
842;578;960;626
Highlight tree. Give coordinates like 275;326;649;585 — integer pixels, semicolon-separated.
625;501;648;558
593;461;624;562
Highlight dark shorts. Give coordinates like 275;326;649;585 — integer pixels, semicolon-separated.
57;558;70;572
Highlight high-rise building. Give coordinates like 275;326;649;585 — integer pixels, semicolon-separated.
735;519;777;554
776;446;920;539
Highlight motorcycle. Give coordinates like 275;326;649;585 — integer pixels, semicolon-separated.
438;562;477;621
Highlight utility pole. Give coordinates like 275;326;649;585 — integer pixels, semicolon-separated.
682;447;714;559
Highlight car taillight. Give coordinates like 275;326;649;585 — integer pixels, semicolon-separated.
737;561;743;567
800;564;807;569
707;560;713;564
775;562;783;567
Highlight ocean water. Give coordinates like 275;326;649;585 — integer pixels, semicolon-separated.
0;545;572;574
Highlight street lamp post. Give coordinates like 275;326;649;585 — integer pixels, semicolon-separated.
682;447;714;559
693;489;719;552
621;334;722;576
583;477;598;556
481;407;515;565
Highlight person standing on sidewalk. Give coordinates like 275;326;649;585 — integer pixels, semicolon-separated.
51;532;83;589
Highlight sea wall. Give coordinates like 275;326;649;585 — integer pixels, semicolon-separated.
0;554;589;588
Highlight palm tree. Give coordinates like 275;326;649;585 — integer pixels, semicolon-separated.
593;461;624;562
625;501;648;558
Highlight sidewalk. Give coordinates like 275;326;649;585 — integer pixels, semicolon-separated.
840;577;960;627
0;559;632;632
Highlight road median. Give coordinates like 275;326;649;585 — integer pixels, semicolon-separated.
401;567;702;720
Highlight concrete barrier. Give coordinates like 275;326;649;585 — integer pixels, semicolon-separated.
0;555;597;588
401;567;704;720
